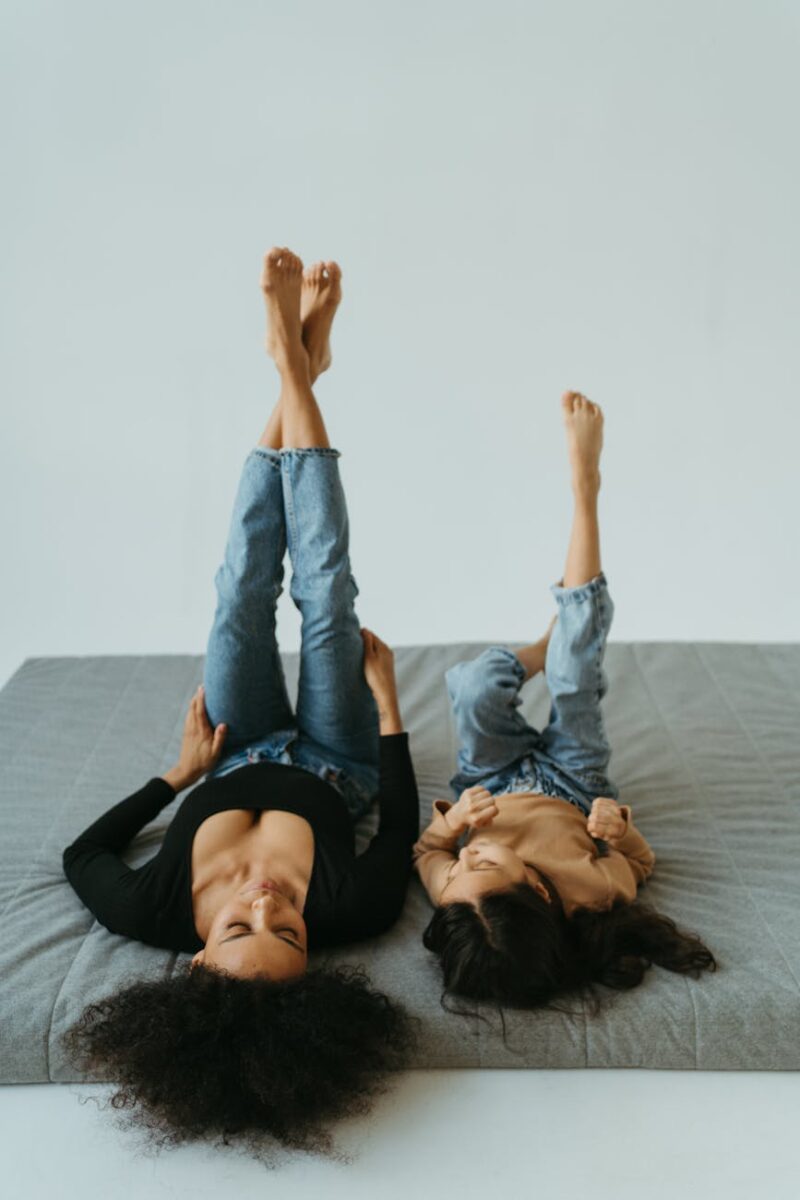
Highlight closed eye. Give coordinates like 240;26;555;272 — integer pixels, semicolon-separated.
220;922;304;952
441;864;503;896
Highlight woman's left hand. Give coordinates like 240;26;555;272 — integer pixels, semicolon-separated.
173;686;227;785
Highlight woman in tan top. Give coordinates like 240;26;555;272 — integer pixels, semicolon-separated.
414;392;716;1011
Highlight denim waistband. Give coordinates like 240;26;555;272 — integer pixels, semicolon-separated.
207;728;374;823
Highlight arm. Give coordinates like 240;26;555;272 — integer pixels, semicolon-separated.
341;731;420;938
587;796;656;879
413;800;461;905
612;805;656;881
62;775;179;934
412;787;500;905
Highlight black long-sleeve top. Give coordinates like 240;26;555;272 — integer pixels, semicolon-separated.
62;732;419;953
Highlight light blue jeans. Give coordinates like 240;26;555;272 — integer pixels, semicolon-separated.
445;571;619;816
201;446;379;822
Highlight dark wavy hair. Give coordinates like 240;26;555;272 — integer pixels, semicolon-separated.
62;962;415;1161
422;874;717;1015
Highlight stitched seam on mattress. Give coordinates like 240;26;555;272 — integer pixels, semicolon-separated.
630;644;800;997
44;935;79;1082
685;974;699;1069
755;643;800;698
43;657;203;1077
694;644;796;809
0;657;151;929
583;991;589;1067
0;658;78;772
161;657;205;776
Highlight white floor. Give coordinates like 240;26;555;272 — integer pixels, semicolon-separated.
4;1069;799;1198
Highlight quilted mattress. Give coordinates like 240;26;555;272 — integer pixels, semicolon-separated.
1;641;798;1081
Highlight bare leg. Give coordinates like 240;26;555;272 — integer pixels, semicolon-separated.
259;398;283;450
258;255;342;450
516;391;605;681
516;615;557;682
560;391;604;588
277;358;330;448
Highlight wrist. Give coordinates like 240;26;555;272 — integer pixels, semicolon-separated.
162;765;196;792
376;696;402;733
443;809;466;835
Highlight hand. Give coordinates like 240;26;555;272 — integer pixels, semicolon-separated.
172;685;227;786
361;627;398;704
586;796;627;843
445;786;499;835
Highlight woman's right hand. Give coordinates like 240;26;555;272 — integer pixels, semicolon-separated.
360;627;398;703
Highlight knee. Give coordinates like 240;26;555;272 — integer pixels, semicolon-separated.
446;647;519;715
290;563;357;610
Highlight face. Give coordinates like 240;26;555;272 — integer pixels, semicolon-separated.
192;881;308;981
439;838;551;906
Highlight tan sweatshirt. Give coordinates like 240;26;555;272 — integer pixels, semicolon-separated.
413;792;656;915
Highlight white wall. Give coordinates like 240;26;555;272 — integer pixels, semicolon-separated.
2;0;799;693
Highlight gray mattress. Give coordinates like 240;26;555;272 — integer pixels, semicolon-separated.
1;642;799;1083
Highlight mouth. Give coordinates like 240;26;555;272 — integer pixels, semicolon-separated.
241;879;283;896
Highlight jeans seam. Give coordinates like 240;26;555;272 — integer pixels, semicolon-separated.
496;646;526;685
551;571;608;606
250;447;282;471
278;447;341;458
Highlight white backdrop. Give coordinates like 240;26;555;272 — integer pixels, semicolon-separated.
2;0;799;691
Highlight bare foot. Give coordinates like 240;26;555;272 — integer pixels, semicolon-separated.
300;261;342;378
561;391;603;493
260;247;308;374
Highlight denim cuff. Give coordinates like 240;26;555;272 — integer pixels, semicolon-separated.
249;446;342;462
488;645;527;686
250;446;282;465
550;570;609;605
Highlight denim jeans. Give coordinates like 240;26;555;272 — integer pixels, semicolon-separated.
445;571;619;817
201;446;379;822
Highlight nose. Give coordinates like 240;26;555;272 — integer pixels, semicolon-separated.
250;891;281;914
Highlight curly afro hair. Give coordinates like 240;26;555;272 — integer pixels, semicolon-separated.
62;961;415;1160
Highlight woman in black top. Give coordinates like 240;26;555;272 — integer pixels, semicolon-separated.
62;248;419;1157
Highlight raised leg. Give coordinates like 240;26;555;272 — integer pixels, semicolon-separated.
446;647;542;794
258;257;342;449
281;448;379;780
202;447;294;752
515;614;557;681
260;247;379;788
537;392;618;796
560;389;603;587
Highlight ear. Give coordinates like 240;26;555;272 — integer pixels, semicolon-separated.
190;950;204;969
532;879;552;904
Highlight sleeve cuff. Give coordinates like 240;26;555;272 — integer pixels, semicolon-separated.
153;776;179;799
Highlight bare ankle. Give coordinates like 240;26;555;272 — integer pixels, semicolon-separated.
277;346;312;384
572;473;601;505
